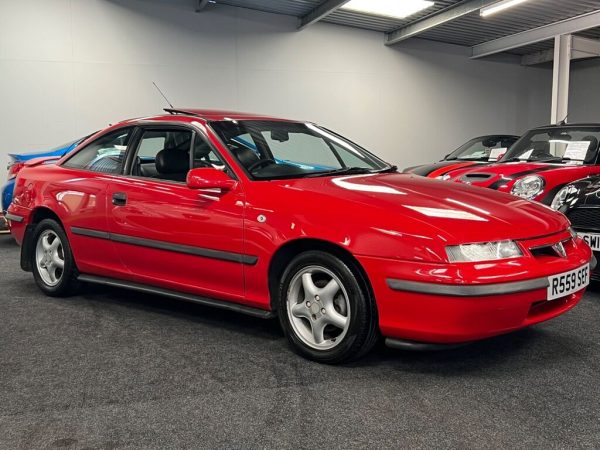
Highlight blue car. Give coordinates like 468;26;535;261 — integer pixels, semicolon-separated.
1;137;86;231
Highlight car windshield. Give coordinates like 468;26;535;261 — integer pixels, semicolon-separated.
445;136;517;162
209;120;392;180
500;127;600;164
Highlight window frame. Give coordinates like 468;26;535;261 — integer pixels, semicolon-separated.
60;126;135;175
121;122;237;185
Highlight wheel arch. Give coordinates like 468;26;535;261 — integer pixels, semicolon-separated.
20;207;64;272
267;238;375;313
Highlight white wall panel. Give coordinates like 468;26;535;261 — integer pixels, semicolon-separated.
0;0;551;173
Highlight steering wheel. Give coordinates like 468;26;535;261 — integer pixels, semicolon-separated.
247;159;275;172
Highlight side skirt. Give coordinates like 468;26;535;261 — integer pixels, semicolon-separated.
77;274;275;319
385;338;469;352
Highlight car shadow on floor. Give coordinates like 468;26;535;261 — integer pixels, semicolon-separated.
75;282;583;375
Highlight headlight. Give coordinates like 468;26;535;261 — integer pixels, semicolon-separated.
551;185;578;210
446;240;523;262
436;174;451;180
511;175;545;200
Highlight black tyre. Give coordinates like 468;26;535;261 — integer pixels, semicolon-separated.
278;251;378;364
31;219;80;296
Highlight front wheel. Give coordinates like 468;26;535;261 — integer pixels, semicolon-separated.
31;219;80;296
278;251;378;364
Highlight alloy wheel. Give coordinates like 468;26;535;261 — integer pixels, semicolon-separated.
35;230;65;287
286;265;351;350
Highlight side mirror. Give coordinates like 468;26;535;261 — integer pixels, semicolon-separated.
186;168;237;192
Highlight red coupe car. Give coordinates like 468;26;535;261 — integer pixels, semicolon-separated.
443;123;600;205
6;109;594;363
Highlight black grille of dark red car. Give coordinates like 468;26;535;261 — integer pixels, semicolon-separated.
567;207;600;232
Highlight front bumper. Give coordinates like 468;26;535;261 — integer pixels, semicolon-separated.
357;232;593;344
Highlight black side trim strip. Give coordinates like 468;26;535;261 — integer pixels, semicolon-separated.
71;227;109;239
77;274;274;319
5;213;24;223
386;277;550;297
70;226;258;265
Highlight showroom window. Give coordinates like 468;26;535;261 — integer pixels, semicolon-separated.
62;128;132;174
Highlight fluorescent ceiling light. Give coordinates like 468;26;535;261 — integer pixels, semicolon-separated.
480;0;530;17
341;0;434;20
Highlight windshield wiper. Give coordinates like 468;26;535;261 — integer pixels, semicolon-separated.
530;156;564;163
304;167;374;178
376;165;398;173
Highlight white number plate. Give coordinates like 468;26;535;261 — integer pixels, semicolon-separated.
578;232;600;251
547;264;590;301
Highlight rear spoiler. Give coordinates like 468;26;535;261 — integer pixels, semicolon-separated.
23;156;62;167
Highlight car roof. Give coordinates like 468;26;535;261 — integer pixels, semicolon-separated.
160;108;297;122
532;123;600;130
472;134;519;139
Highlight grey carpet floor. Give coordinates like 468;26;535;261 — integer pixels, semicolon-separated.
0;234;599;449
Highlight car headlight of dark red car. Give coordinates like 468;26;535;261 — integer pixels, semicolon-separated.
511;175;545;200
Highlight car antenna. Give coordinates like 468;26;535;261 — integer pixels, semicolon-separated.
152;81;174;108
558;114;568;126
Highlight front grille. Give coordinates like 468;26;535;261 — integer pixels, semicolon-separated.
528;238;573;260
567;208;600;231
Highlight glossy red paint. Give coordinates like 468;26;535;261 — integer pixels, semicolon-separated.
7;111;593;345
426;161;480;179
446;161;600;204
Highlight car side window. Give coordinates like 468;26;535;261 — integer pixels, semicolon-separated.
62;128;132;174
193;135;225;169
132;129;192;182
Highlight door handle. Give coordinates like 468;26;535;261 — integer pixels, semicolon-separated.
112;192;127;206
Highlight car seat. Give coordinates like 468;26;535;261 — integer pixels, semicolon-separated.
232;146;260;169
530;141;552;159
155;148;190;182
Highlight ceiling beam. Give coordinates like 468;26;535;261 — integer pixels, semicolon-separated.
385;0;499;46
521;36;600;66
298;0;351;30
472;9;600;59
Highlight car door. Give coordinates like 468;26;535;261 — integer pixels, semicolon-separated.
105;124;246;302
57;126;133;277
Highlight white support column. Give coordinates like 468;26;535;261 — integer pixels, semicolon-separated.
551;34;572;124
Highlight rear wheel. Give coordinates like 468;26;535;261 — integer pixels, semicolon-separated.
278;251;378;364
31;219;80;296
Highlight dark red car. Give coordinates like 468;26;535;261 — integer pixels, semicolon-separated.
7;109;594;363
444;124;600;205
403;134;518;178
